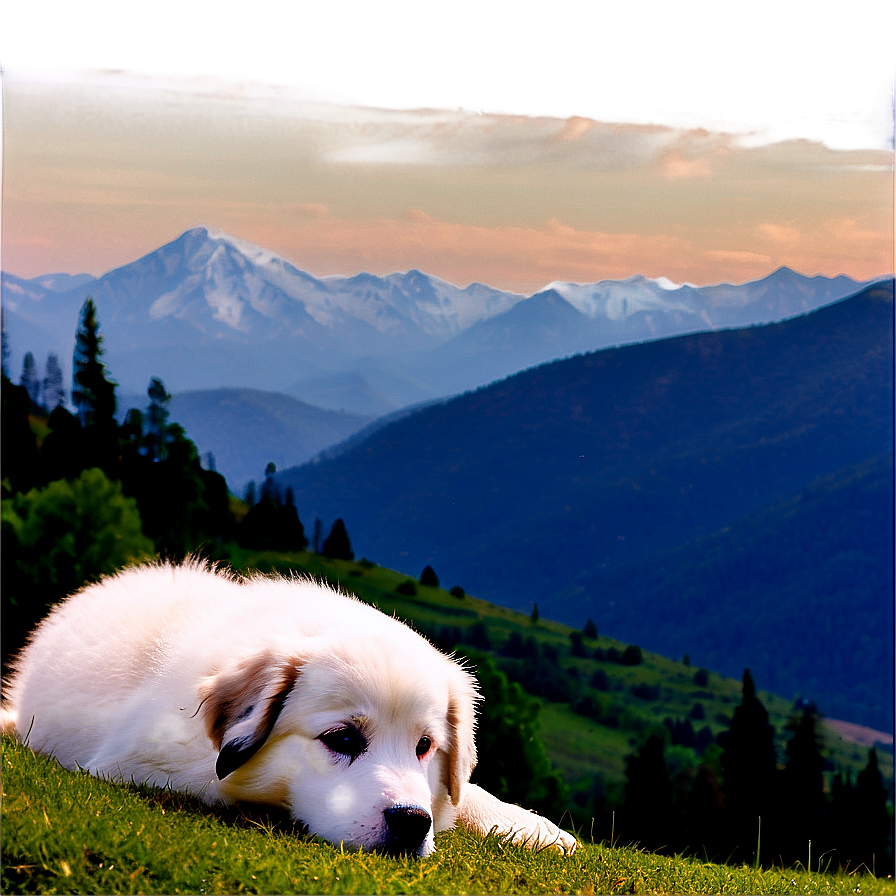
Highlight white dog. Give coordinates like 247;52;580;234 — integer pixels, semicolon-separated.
2;562;576;857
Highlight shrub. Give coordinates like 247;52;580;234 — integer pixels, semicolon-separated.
419;565;440;587
620;645;643;666
449;584;465;598
395;579;417;596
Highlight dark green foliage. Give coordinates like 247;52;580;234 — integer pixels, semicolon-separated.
620;645;643;666
42;352;65;411
322;518;354;561
449;584;466;598
19;351;40;407
719;669;779;863
72;297;116;429
1;468;154;661
1;380;40;495
569;630;587;657
583;617;598;639
620;735;674;851
237;470;308;553
465;652;568;820
530;602;539;624
694;668;710;686
395;579;417;596
420;565;440;587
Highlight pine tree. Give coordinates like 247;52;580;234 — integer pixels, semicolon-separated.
42;353;65;411
145;377;172;462
779;710;826;865
72;297;116;427
322;518;354;561
621;734;675;851
20;352;41;407
1;307;10;381
719;669;778;864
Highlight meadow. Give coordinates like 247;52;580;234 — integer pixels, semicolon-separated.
3;737;890;896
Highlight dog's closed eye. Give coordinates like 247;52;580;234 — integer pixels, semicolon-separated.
318;726;367;762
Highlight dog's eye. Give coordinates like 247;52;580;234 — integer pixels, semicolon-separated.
416;736;432;758
318;726;367;761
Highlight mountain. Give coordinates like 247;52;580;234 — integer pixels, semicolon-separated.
420;268;876;396
0;226;524;408
278;280;895;731
164;389;373;493
1;226;872;415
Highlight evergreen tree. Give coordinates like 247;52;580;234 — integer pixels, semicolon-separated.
145;377;172;462
72;297;116;428
322;518;354;560
20;352;41;408
850;749;893;874
530;602;540;624
1;307;10;381
621;734;675;852
719;669;778;864
420;565;440;587
583;617;598;639
779;710;827;865
42;353;65;411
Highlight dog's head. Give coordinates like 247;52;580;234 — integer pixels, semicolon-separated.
198;628;478;856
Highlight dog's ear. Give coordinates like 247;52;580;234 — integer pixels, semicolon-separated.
199;652;302;780
444;667;479;805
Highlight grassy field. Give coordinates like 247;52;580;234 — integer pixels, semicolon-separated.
3;737;891;896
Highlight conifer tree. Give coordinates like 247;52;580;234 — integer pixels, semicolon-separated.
145;377;172;462
20;352;41;407
719;669;778;863
42;353;65;411
322;518;354;561
72;297;116;428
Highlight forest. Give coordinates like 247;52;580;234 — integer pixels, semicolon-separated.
1;297;892;874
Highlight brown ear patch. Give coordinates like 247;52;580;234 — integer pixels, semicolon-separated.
199;652;302;779
444;693;477;805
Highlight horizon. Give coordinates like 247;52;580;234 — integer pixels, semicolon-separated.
1;2;894;293
6;222;888;294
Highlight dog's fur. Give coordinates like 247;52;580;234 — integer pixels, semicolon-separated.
1;562;575;856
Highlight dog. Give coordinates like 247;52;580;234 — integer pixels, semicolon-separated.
1;562;576;857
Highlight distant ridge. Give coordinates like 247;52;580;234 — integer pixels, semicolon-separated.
278;279;895;731
2;226;873;415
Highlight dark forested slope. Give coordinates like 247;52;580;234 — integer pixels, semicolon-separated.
281;280;894;729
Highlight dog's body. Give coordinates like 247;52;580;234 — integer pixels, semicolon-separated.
2;562;575;856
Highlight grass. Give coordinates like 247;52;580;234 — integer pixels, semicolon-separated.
3;737;891;895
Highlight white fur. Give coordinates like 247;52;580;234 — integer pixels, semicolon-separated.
2;562;575;856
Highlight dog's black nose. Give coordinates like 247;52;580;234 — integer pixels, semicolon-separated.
383;805;432;853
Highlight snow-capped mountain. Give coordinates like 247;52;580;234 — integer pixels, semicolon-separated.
1;225;872;412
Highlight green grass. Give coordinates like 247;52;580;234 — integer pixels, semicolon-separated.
3;737;890;895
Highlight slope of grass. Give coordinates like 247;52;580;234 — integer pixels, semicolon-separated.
3;737;890;895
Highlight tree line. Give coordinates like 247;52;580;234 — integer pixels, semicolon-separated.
416;606;892;874
1;298;354;665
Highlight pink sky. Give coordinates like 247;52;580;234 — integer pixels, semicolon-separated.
2;76;893;292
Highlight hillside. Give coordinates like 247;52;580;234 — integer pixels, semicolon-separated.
279;280;895;732
167;389;372;492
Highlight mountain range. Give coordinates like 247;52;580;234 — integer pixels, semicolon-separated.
277;280;895;732
1;226;873;415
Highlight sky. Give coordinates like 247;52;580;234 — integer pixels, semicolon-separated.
1;0;894;292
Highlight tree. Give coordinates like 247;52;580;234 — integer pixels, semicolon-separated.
466;651;568;820
72;297;116;428
583;617;599;640
1;307;10;381
2;468;154;660
322;518;354;560
420;565;440;587
19;352;41;408
42;353;65;411
779;710;827;865
621;734;675;851
145;377;172;462
719;669;778;864
530;602;540;624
